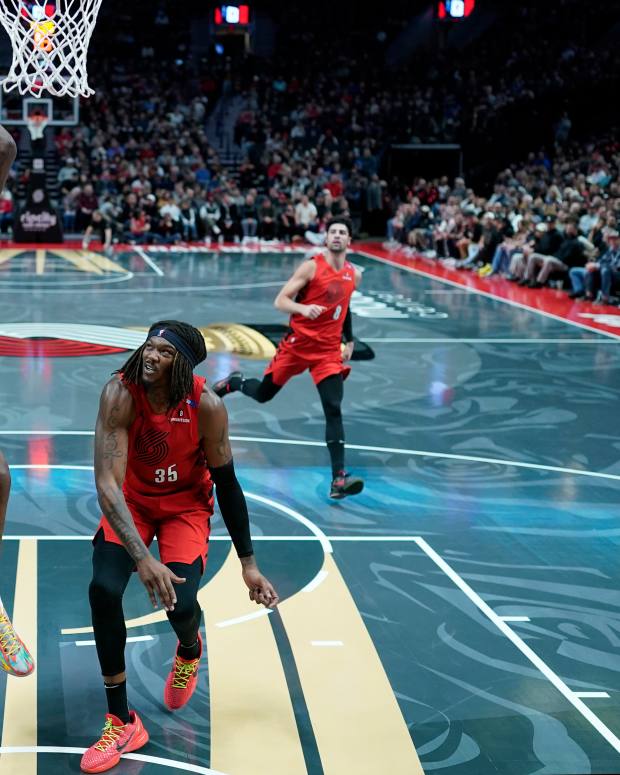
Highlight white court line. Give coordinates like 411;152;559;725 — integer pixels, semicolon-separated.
362;338;618;344
499;616;531;622
574;692;611;699
244;491;332;554
302;569;329;592
0;747;228;774
75;635;153;646
355;249;620;341
311;641;343;647
413;536;620;754
7;446;620;483
134;246;164;277
216;609;273;628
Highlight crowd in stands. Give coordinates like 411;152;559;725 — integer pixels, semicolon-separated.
384;132;620;304
1;0;618;307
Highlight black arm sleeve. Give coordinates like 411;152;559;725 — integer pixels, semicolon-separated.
209;459;254;558
342;307;353;342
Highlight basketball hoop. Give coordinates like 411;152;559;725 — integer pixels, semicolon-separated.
0;0;104;99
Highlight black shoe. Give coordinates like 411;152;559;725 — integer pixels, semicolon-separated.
329;472;364;499
568;291;584;299
528;280;543;289
212;371;244;397
517;278;529;286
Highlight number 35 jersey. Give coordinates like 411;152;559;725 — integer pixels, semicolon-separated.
121;374;213;517
289;253;356;351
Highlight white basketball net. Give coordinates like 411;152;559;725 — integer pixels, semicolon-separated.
0;0;104;98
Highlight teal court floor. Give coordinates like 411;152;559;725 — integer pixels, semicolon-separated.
0;245;619;774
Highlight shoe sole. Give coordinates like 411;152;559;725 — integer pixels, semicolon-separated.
81;726;149;773
329;481;364;499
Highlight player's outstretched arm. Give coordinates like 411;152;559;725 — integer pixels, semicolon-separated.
94;378;185;611
200;389;279;608
274;259;324;319
0;126;17;193
0;449;10;544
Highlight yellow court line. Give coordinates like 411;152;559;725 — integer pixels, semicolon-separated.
0;251;24;268
0;540;37;775
51;250;102;275
204;549;306;775
35;250;45;276
279;554;424;775
81;251;127;274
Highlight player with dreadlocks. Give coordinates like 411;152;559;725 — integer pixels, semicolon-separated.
81;320;279;775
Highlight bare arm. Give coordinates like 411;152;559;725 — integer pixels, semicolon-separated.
94;379;148;562
274;259;323;317
0;126;17;193
0;450;10;543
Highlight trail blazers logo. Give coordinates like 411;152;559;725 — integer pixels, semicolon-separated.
134;429;170;465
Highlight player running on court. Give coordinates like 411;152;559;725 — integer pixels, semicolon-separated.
81;320;278;774
213;217;364;499
0;125;35;680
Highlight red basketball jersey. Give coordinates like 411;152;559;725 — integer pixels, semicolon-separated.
121;374;212;516
290;253;356;349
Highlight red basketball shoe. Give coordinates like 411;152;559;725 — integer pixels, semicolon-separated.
164;633;203;710
80;712;149;773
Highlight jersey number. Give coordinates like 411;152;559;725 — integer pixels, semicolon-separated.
333;304;342;320
155;464;177;483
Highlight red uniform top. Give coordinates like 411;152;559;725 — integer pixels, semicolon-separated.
290;253;356;350
121;374;213;517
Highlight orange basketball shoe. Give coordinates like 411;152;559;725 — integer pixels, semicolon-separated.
164;633;203;710
0;608;35;677
80;712;149;773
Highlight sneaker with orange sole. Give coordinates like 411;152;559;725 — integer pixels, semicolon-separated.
80;712;149;773
164;632;202;710
0;608;35;677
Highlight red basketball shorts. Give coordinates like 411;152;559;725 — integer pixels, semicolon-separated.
265;336;351;386
97;496;213;569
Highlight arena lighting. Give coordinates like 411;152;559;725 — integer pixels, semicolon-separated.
437;0;475;19
214;5;250;25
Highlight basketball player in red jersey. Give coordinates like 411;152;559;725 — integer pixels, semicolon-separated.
81;320;278;774
0;127;35;679
213;218;364;499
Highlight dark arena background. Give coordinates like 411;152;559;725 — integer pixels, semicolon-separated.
0;1;619;773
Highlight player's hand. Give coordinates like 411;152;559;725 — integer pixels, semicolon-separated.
299;304;326;319
342;341;355;361
136;554;186;611
242;564;280;609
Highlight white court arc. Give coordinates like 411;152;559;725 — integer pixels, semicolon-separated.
0;747;228;774
3;432;620;483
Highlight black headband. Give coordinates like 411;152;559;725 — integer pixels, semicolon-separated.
147;326;205;368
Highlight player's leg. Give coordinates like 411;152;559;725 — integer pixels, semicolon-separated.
212;370;283;402
81;532;149;774
158;510;210;710
0;450;35;677
212;341;304;400
163;556;204;710
316;373;364;499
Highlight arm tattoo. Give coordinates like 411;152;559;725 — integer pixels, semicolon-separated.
99;487;148;562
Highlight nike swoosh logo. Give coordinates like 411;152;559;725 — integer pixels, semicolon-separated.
117;728;135;751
